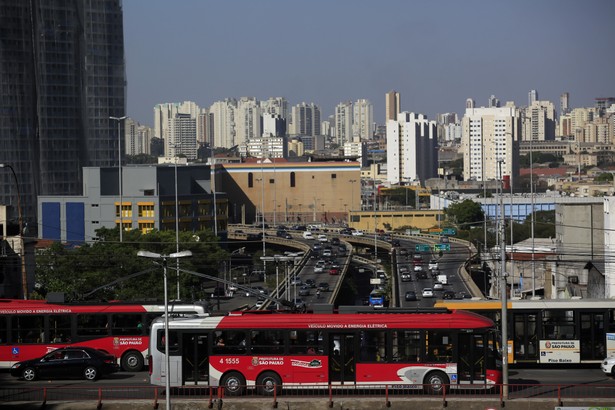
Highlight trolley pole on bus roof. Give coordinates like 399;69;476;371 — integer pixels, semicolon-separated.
138;250;192;410
498;160;509;399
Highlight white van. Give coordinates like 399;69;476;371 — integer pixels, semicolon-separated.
302;231;314;240
437;274;448;285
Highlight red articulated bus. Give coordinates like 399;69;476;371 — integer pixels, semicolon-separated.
149;307;502;395
0;298;207;372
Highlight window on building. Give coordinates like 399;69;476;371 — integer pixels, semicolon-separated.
248;173;253;188
331;174;337;179
290;172;296;187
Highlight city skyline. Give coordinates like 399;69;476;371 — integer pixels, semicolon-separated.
123;0;615;126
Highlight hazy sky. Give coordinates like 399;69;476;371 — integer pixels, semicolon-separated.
123;0;615;127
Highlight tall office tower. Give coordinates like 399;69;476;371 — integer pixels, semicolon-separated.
235;97;262;143
262;113;286;138
335;101;353;145
488;95;500;108
560;92;570;116
167;114;197;160
386;112;438;185
125;119;153;156
289;103;321;137
353;99;374;141
260;97;288;120
528;89;538;106
466;98;475;109
385;91;400;121
461;105;520;181
154;101;201;154
197;109;210;146
0;0;126;227
209;99;237;148
523;101;557;141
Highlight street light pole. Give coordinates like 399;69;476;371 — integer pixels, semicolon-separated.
137;250;192;410
498;159;509;399
171;143;182;300
110;116;127;242
0;164;27;299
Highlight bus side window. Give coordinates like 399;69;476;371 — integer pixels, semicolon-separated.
157;330;179;354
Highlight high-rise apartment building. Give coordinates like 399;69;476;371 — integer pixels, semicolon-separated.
353;99;374;141
560;92;570;115
528;89;538;107
125;119;153;156
168;114;198;160
461;105;520;181
153;101;202;154
385;91;400;121
386;112;438;185
0;0;126;227
262;113;286;138
488;95;500;108
523;101;556;141
235;97;262;143
260;97;288;120
289;103;321;137
335;101;353;145
209;99;237;148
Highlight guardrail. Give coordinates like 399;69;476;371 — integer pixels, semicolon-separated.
2;383;614;409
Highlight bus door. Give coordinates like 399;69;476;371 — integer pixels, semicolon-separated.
513;312;538;363
329;333;356;384
580;312;606;360
457;333;486;384
181;333;209;385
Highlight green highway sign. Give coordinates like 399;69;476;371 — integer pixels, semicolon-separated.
442;228;457;236
415;244;431;252
434;243;451;252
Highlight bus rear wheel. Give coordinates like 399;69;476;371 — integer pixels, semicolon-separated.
424;371;449;395
257;371;282;396
121;351;144;372
221;371;246;396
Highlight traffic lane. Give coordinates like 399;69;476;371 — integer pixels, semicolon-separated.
0;369;149;387
288;253;346;306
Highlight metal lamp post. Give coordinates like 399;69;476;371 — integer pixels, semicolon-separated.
137;250;192;410
110;116;127;242
0;163;27;299
497;159;509;399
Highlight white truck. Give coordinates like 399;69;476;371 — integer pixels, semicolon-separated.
437;274;448;285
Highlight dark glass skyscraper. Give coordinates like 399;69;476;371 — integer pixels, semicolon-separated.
0;0;126;233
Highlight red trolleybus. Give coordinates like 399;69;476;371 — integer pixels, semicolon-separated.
0;298;207;372
149;307;501;395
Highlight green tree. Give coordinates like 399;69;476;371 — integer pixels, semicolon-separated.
446;199;484;227
594;173;614;182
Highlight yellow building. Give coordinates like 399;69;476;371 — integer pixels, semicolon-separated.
348;209;444;232
218;159;361;225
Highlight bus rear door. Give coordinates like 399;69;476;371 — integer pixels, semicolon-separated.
329;333;356;384
181;332;209;385
457;333;487;384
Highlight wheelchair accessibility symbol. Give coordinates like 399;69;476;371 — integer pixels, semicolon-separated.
12;347;19;355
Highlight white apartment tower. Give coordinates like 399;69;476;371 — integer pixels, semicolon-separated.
462;105;520;181
528;89;538;107
235;97;262;143
335;101;353;145
153;101;201;144
386;112;438;185
560;92;570;115
262;113;286;138
125;118;153;156
167;113;197;160
209;99;237;148
353;99;374;141
289;103;321;137
260;97;288;120
523;101;557;141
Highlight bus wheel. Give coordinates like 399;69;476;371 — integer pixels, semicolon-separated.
221;371;245;396
424;371;449;395
22;367;37;381
121;351;144;372
257;371;282;396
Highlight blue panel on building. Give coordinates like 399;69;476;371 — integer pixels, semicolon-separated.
42;202;61;240
66;202;85;243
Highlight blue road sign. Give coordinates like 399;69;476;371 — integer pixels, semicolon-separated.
415;244;430;252
442;228;457;236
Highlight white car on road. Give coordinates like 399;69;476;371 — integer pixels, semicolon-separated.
422;288;434;298
602;356;615;376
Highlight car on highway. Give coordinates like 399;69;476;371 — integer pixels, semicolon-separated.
290;277;303;286
429;259;439;270
416;270;429;280
314;260;326;273
305;278;316;288
413;265;424;272
331;237;340;245
601;356;615;376
10;347;119;382
322;248;332;257
400;268;412;282
422;288;434;298
298;285;311;296
405;290;418;301
255;297;266;308
443;290;456;300
455;292;472;299
293;298;307;311
351;230;364;236
399;248;409;256
328;267;340;275
433;282;444;291
317;282;330;292
317;234;328;242
440;235;450;243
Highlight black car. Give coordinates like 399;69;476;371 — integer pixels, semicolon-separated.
10;347;119;381
443;290;456;300
317;282;330;292
405;290;418;301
